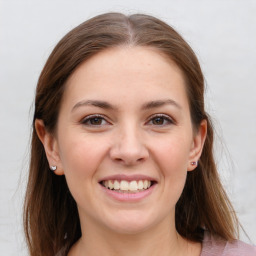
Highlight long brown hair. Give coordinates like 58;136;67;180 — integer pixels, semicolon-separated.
24;12;239;256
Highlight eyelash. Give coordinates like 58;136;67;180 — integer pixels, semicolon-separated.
81;114;109;126
146;114;175;126
81;113;174;128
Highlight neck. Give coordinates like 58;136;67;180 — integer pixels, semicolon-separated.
68;215;199;256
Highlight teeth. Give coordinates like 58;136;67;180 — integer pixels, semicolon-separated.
129;181;138;191
138;180;144;190
114;180;120;190
143;180;148;189
108;180;114;189
102;180;153;192
120;180;129;191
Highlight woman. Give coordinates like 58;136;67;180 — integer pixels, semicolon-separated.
23;13;256;256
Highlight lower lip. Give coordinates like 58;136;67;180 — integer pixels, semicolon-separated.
100;184;156;202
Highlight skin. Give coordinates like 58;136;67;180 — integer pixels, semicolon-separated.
36;46;207;256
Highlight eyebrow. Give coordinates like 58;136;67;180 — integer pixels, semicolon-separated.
72;100;116;112
141;99;182;110
72;99;181;112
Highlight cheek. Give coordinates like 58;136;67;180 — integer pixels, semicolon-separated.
156;134;192;173
154;135;191;200
57;135;111;210
58;135;108;186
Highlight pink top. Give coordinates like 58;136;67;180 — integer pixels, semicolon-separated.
56;231;256;256
201;231;256;256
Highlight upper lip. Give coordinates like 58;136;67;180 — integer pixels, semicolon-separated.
99;174;157;183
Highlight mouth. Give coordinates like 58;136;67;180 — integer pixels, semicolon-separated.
99;179;156;193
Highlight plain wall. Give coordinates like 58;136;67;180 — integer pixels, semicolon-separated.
0;0;255;255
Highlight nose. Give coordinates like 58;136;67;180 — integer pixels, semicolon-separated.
109;125;149;166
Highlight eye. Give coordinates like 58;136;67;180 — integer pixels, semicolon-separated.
81;115;109;126
147;114;174;126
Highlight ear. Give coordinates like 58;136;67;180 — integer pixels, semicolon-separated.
35;119;64;175
187;119;207;171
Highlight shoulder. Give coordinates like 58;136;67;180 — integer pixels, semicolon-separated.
201;231;256;256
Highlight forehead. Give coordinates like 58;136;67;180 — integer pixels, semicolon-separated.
62;46;188;108
69;46;183;79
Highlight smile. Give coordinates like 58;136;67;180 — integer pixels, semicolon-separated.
101;180;153;193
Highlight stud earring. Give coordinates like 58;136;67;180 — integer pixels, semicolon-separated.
50;166;57;171
191;161;198;166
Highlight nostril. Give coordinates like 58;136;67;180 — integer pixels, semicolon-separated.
113;156;145;165
109;140;149;165
115;158;123;162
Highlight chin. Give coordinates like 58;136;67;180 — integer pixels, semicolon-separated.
108;222;152;235
102;210;160;235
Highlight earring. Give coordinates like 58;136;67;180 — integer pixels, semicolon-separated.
191;161;198;166
50;165;57;171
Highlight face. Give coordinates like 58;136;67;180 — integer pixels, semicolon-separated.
40;46;206;235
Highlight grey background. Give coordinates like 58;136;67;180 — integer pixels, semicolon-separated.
1;0;255;255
